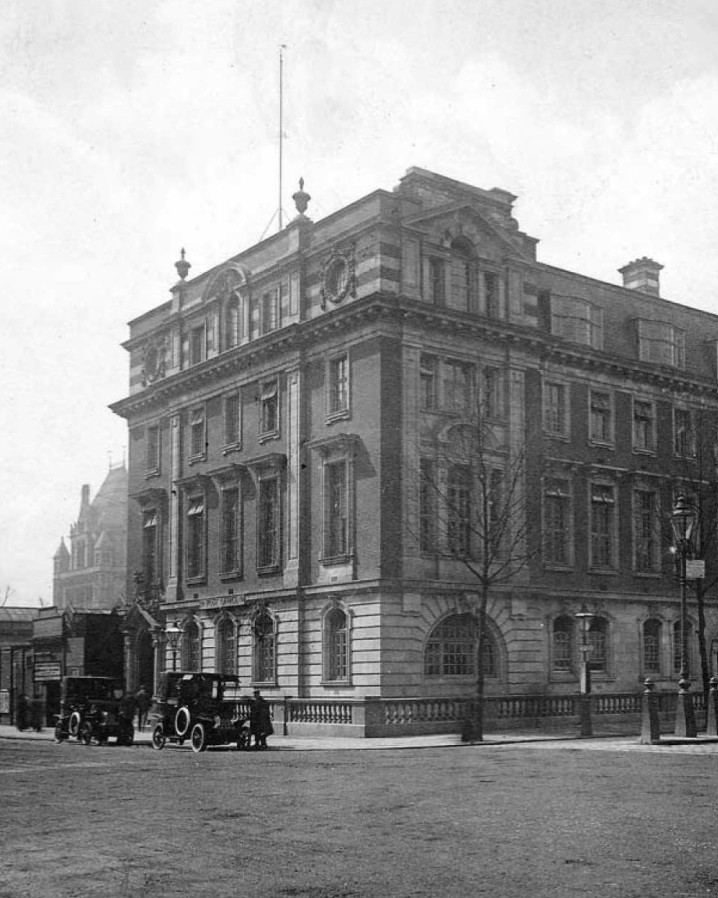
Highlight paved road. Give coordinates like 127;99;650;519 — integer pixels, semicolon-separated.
2;736;718;898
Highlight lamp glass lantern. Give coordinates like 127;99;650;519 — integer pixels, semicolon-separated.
165;621;182;671
575;605;595;695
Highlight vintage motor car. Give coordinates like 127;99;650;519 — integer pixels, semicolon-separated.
54;676;119;742
150;672;250;753
79;690;135;747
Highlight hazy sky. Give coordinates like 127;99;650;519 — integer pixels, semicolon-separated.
2;0;717;606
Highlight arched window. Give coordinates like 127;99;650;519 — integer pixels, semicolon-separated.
588;617;608;673
217;617;237;675
552;616;574;672
424;614;476;678
324;607;349;682
643;619;662;674
253;611;275;683
673;620;694;676
182;620;201;672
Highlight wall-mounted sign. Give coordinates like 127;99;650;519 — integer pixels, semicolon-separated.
686;560;706;580
34;662;62;682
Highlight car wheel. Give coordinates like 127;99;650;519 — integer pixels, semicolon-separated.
79;721;93;745
54;722;66;743
69;712;82;739
151;723;166;750
236;728;251;751
175;706;191;738
190;722;208;753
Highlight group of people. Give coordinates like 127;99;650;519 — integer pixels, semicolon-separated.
14;693;43;732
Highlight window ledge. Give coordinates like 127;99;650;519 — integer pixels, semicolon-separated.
320;554;355;567
186;575;206;586
219;572;243;582
633;570;662;579
588;568;619;576
544;431;571;441
321;680;353;688
258;431;280;444
326;409;350;424
544;563;574;572
144;468;161;479
222;443;242;455
257;564;281;576
188;454;206;466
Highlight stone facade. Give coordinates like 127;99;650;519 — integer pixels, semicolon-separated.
111;167;718;734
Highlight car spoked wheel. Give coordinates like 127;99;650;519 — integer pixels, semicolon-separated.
69;711;82;739
190;722;207;753
151;724;166;750
79;721;94;745
236;728;251;751
175;706;191;738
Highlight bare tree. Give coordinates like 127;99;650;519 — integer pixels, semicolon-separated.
408;399;535;741
0;586;14;607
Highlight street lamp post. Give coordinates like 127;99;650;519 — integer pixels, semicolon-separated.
670;494;697;738
575;606;595;737
165;622;182;672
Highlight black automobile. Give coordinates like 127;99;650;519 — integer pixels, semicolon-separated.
150;672;250;753
79;691;135;747
54;676;119;742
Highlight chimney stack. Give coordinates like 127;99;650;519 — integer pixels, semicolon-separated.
618;257;663;297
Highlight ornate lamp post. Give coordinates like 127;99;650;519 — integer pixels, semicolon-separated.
575;605;595;737
165;622;182;672
670;494;697;738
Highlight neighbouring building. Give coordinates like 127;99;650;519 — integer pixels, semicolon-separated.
32;607;125;723
0;607;37;725
110;167;718;735
53;464;131;611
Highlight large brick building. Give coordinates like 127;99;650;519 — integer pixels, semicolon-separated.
110;168;718;735
53;464;130;611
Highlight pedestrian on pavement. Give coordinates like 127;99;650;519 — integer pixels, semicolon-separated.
30;694;43;732
135;685;150;731
15;693;28;732
118;688;137;724
249;688;273;750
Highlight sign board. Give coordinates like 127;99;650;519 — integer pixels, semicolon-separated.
686;560;706;580
200;595;244;611
34;662;62;681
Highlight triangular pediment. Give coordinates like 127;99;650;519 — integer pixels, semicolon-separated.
403;201;536;261
122;601;161;631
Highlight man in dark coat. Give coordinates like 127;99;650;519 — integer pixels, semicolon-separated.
249;689;273;750
135;685;150;731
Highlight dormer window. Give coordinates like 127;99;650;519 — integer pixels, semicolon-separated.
551;296;603;349
636;319;685;368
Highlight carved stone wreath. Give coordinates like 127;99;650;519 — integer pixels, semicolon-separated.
141;336;167;386
320;245;357;310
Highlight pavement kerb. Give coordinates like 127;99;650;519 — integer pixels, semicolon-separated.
3;723;717;751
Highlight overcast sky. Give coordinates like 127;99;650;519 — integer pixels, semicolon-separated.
2;0;717;607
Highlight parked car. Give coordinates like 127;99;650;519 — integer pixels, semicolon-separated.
54;676;119;742
79;691;135;747
150;672;250;753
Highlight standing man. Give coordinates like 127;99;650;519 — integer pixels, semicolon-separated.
249;689;273;750
135;685;150;732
